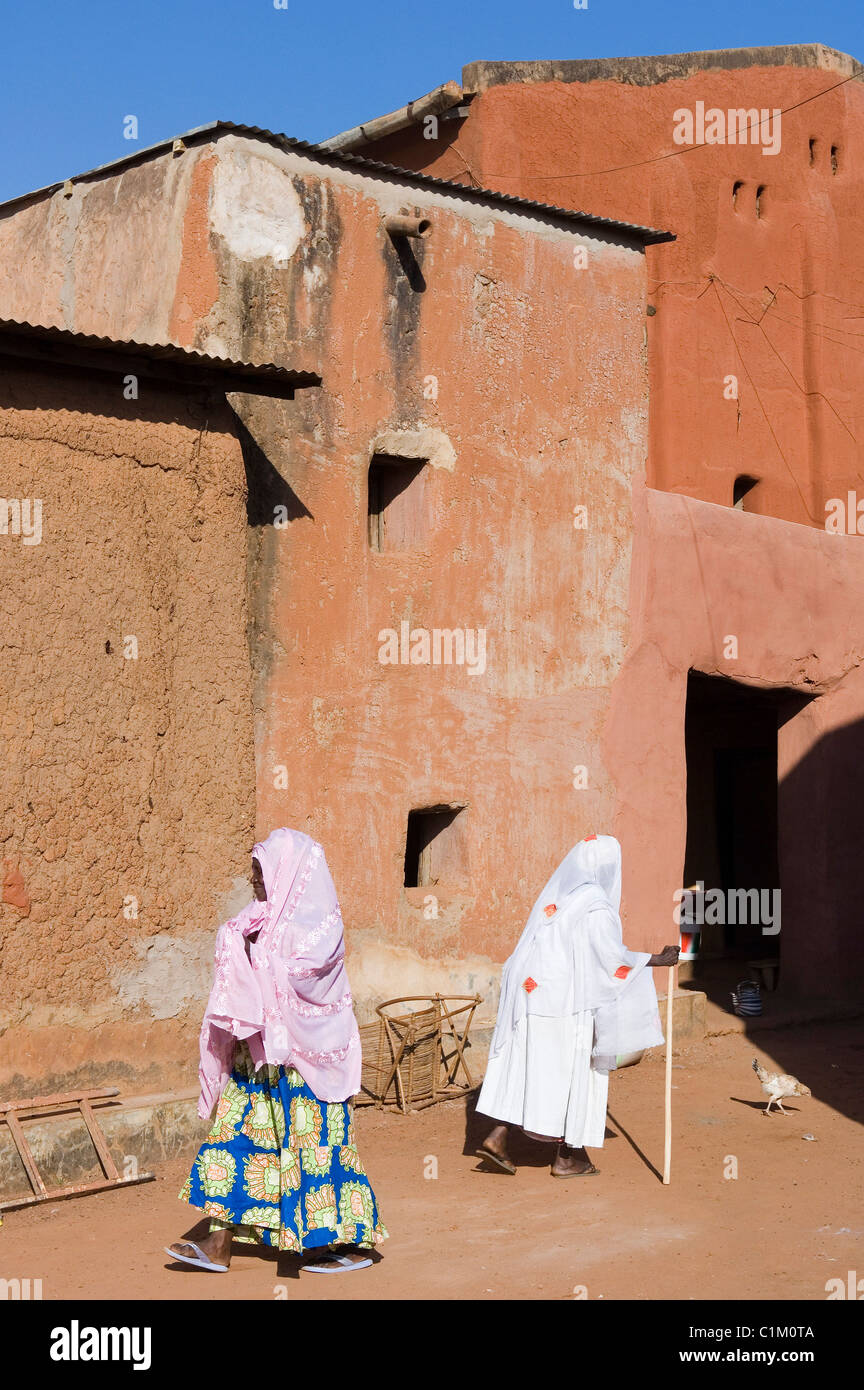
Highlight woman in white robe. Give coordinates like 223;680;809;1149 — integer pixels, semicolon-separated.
476;834;678;1177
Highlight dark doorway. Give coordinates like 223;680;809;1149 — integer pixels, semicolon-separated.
682;673;810;983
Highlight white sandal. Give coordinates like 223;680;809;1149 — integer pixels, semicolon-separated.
301;1253;373;1273
164;1241;229;1273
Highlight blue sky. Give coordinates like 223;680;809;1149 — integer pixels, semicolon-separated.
1;0;862;203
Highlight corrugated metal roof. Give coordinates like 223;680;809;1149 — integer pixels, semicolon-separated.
0;120;674;246
0;317;321;394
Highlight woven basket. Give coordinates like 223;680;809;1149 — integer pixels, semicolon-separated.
357;1018;393;1105
355;994;480;1111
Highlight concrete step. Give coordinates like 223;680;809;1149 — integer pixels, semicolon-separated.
657;989;707;1041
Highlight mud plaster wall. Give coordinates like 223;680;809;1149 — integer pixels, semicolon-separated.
0;363;255;1095
0;138;650;1085
206;145;648;1018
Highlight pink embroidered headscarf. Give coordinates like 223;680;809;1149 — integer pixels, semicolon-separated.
197;829;361;1118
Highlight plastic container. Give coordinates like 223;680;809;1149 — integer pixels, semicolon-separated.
731;980;763;1018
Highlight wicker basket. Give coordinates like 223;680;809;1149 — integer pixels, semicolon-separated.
355;994;480;1111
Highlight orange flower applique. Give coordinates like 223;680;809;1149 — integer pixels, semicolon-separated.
523;977;538;993
543;904;557;918
614;965;631;980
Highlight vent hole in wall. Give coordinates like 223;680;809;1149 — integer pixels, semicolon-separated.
733;475;759;511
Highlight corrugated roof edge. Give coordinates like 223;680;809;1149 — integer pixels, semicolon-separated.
0;120;674;247
0;317;321;390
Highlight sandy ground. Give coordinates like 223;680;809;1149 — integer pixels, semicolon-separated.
1;1018;861;1302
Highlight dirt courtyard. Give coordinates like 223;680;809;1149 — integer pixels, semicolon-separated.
2;1018;861;1302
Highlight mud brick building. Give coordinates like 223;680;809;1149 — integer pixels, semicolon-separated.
334;43;864;1010
4;45;864;1099
0;125;665;1094
0;320;317;1094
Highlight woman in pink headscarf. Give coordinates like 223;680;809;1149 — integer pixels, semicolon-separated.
166;829;387;1274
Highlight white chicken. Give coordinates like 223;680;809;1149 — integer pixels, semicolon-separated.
752;1057;811;1115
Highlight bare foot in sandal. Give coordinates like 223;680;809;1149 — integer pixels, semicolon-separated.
477;1122;516;1173
166;1225;233;1270
301;1247;373;1272
551;1143;598;1178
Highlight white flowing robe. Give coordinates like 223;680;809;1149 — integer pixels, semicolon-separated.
477;835;664;1148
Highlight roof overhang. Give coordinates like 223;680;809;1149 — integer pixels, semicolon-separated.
0;318;321;398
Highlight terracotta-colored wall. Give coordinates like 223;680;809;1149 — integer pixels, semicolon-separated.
0;136;652;1086
361;50;864;998
2;55;862;1106
0;364;256;1094
610;487;864;999
368;51;864;528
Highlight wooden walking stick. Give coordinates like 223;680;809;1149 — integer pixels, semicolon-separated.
663;961;675;1184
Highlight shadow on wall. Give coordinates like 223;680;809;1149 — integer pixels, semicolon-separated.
778;715;864;1002
390;236;426;293
0;361;226;432
236;418;312;527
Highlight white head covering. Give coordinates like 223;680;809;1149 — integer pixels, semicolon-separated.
569;833;622;913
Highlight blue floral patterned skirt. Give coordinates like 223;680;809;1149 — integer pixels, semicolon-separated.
179;1040;387;1253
